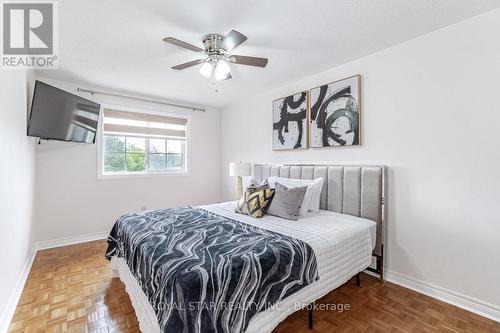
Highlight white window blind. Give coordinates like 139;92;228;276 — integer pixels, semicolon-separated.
100;108;188;176
103;109;187;139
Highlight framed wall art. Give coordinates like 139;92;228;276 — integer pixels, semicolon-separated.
272;91;308;150
309;75;361;148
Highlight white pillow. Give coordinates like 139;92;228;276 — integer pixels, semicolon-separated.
307;178;324;212
268;177;324;215
241;176;254;193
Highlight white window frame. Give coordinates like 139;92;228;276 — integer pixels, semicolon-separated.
97;104;190;180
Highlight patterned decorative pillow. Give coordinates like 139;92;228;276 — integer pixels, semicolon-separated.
235;180;275;218
246;179;270;191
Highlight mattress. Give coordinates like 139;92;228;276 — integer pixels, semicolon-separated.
110;201;376;333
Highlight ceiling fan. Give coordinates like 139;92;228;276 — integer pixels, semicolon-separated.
163;30;268;81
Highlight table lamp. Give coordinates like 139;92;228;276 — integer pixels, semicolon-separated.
229;162;251;199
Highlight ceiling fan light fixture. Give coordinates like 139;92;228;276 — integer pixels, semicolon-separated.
199;62;213;78
165;30;268;81
214;60;230;80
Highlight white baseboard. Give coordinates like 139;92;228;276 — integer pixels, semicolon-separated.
385;270;500;323
36;231;109;251
0;245;37;333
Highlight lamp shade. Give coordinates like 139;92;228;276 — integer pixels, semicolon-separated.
229;162;251;177
199;62;213;78
215;60;231;80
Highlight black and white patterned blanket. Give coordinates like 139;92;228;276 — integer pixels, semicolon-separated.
105;206;318;333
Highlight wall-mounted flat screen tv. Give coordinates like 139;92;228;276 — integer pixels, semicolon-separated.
27;80;101;143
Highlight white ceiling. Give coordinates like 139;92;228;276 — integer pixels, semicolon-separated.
38;0;500;107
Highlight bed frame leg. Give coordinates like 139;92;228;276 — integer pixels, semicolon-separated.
356;272;361;286
308;302;314;329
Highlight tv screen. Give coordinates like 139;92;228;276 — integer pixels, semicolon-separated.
27;81;101;143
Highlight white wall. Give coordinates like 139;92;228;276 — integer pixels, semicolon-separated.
0;70;37;330
220;8;500;312
34;79;221;243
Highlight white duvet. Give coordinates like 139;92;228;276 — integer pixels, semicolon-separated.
111;201;376;333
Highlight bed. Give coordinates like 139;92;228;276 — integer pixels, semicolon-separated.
107;164;386;333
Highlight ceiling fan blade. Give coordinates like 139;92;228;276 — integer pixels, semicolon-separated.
163;37;203;53
221;30;247;52
230;55;268;67
171;59;205;70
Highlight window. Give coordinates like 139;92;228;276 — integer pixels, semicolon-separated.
99;107;188;177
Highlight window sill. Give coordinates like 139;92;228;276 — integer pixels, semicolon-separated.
97;171;189;180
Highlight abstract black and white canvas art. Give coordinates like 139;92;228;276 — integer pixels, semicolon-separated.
273;91;308;150
309;75;360;148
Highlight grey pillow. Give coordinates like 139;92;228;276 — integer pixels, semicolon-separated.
267;182;307;220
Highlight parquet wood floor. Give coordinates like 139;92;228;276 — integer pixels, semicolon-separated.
8;240;499;333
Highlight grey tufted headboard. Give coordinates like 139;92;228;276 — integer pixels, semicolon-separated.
253;164;386;275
